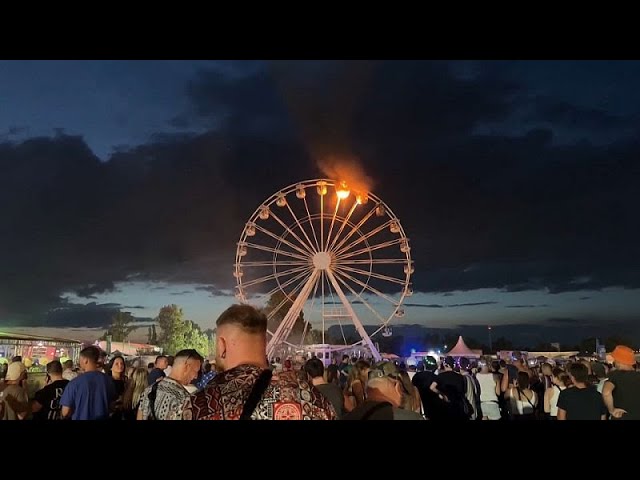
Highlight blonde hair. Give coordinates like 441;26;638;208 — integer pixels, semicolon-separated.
122;368;149;411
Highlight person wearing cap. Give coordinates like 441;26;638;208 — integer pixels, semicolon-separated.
1;361;30;420
343;361;424;420
602;345;640;420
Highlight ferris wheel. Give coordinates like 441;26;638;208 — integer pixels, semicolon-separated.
234;179;414;361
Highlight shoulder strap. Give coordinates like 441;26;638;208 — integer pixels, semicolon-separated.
361;401;393;420
147;381;161;420
521;389;535;409
240;369;273;420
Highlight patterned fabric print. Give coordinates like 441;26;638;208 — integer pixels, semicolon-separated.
183;364;337;420
139;377;190;420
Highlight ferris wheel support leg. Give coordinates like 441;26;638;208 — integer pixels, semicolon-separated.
266;270;320;360
325;270;382;362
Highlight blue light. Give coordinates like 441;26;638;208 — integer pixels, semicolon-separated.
410;348;416;354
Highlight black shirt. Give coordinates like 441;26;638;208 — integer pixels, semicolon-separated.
412;371;445;420
148;368;165;386
435;371;466;401
557;386;606;420
33;379;69;420
608;370;640;420
315;383;345;419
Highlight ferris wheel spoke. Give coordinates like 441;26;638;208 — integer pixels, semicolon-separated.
322;268;346;345
334;219;392;258
240;260;308;267
338;238;404;261
303;195;321;251
321;270;325;341
263;268;313;298
300;272;321;345
336;258;408;265
269;209;316;255
330;204;378;255
245;243;308;261
241;265;311;289
265;273;311;321
320;187;325;251
334;265;407;286
284;202;318;255
253;223;313;258
327;202;358;253
325;198;342;251
333;270;389;325
334;267;400;306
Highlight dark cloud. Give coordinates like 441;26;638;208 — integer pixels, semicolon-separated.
506;304;549;308
529;97;637;132
75;282;117;298
170;291;192;296
580;297;591;300
123;305;146;309
403;302;497;308
1;302;149;329
448;302;498;308
2;61;640;326
547;318;582;325
404;303;444;308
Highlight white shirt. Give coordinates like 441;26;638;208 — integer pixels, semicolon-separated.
476;372;498;402
549;385;565;417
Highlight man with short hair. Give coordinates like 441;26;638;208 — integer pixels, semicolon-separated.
591;362;608;394
557;362;606;420
148;355;168;385
603;345;640;420
412;356;445;420
32;360;69;420
138;349;203;420
164;355;174;377
183;305;336;420
60;346;116;420
343;361;424;420
431;356;469;419
62;360;78;381
1;361;29;420
304;357;344;418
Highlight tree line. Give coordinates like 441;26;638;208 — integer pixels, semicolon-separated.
101;293;636;357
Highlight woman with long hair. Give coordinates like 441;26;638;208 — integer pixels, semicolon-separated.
121;368;148;421
505;371;538;420
544;367;571;420
344;359;370;411
108;355;127;420
398;369;422;414
326;364;340;386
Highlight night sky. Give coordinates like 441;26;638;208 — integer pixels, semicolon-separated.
1;60;639;346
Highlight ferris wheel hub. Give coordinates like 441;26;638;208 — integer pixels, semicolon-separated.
312;251;332;270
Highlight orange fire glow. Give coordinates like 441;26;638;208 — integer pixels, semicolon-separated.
336;180;350;199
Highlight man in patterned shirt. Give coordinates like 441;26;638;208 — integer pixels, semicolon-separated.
183;304;336;420
137;349;203;420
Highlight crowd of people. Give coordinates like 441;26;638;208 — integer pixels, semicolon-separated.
1;303;638;420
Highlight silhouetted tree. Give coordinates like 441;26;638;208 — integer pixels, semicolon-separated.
101;311;136;342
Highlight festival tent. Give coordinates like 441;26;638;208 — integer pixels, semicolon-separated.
446;336;482;358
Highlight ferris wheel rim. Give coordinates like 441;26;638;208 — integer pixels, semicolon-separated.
233;178;413;352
